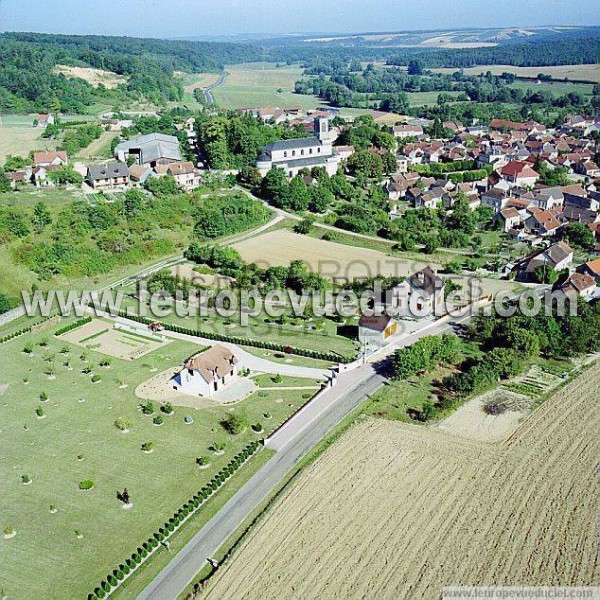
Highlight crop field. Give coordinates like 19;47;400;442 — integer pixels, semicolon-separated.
0;320;320;599
432;63;600;83
231;229;518;297
206;363;599;599
211;63;329;111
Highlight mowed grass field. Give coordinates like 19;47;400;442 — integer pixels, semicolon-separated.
205;363;600;599
432;63;600;83
211;63;329;111
0;318;319;599
0;115;58;163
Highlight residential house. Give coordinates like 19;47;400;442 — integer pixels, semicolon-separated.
172;345;238;397
482;187;511;213
6;171;29;189
86;162;130;189
558;273;596;298
531;187;564;211
500;161;540;188
393;124;423;139
574;160;600;178
519;241;573;279
496;207;523;233
388;267;443;317
578;259;600;280
156;161;200;190
358;314;398;348
128;164;154;187
35;113;54;128
33;151;68;168
524;208;562;237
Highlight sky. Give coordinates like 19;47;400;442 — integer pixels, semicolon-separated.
0;0;598;38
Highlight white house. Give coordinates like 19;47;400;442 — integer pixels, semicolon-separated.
358;314;398;348
500;160;540;188
256;118;341;178
172;345;238;397
388;267;444;318
33;151;68;168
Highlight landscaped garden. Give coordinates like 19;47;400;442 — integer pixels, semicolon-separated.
0;316;322;599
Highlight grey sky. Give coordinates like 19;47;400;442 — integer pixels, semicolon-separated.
0;0;597;38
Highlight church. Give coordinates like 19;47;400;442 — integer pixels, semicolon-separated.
256;117;341;178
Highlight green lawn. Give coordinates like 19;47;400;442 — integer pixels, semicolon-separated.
0;318;320;599
117;289;358;359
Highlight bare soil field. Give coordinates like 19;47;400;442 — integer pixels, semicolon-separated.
436;388;532;442
432;64;599;83
61;319;170;360
206;363;599;599
53;65;128;88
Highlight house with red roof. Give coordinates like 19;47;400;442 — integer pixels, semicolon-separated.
500;161;540;188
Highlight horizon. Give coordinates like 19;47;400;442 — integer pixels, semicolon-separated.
1;0;599;38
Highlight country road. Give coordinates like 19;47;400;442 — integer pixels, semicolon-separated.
204;72;229;105
137;313;470;600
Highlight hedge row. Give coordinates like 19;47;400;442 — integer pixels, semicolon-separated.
117;311;354;364
54;316;92;337
87;441;261;600
0;316;56;346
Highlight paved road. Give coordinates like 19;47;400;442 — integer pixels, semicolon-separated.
204;72;229;105
138;313;469;600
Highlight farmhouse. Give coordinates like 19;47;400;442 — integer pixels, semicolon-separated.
35;113;55;128
33;151;68;167
256;118;341;178
155;161;201;190
358;314;398;348
86;161;130;189
172;344;238;397
115;133;182;167
559;272;596;298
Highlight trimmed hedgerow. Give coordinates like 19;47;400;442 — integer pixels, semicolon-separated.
54;316;92;337
117;310;354;363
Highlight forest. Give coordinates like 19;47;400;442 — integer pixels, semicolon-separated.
0;31;597;114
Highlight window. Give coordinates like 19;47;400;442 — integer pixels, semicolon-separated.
309;148;313;154
292;150;296;157
301;149;305;156
318;148;321;153
284;151;288;157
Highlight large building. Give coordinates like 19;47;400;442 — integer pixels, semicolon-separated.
114;133;182;168
256;118;341;178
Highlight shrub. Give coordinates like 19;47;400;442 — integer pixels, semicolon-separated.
153;415;164;426
221;413;247;435
160;402;174;415
272;373;283;384
21;474;31;484
139;401;155;415
39;391;48;402
141;441;154;452
91;374;101;383
251;423;263;433
79;479;95;491
23;342;34;354
36;406;45;417
114;418;132;432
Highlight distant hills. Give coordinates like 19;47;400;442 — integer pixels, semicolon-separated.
180;26;600;48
